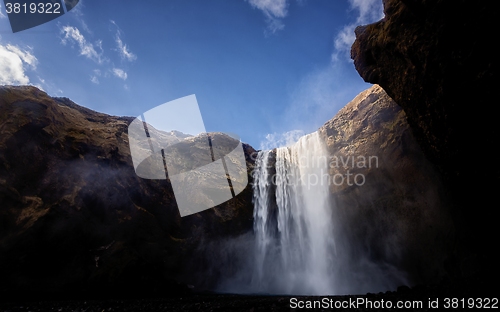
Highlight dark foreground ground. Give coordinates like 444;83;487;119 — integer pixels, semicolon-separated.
0;278;497;312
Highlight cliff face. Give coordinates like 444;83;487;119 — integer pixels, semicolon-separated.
0;85;255;298
351;0;496;279
319;85;453;286
0;78;485;296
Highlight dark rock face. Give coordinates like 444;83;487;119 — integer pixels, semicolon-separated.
351;0;497;280
319;85;454;286
204;86;454;294
0;85;256;299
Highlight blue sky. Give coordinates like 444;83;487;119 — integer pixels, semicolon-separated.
0;0;383;149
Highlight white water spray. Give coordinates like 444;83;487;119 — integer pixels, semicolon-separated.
251;132;336;295
217;131;408;295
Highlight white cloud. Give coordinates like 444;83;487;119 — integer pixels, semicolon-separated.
33;75;64;96
248;0;288;18
60;25;106;64
0;44;38;85
247;0;289;34
112;68;127;80
89;68;101;84
332;0;383;61
350;0;384;23
4;44;38;69
115;35;137;61
110;20;137;62
283;64;347;133
68;0;91;34
33;83;45;91
333;24;356;61
260;129;305;150
275;63;370;148
259;1;381;150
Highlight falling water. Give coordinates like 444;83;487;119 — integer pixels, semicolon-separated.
251;132;336;295
216;131;408;295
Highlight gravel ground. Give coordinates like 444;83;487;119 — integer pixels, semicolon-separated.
0;279;497;312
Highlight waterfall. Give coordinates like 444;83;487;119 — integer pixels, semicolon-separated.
216;131;408;295
251;132;336;295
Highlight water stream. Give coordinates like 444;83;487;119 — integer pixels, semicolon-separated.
217;131;407;295
251;132;336;295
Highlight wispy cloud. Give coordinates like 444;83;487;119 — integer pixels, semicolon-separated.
59;21;136;85
36;75;63;95
0;44;37;85
67;0;91;34
260;129;305;150
332;0;383;61
90;69;101;84
247;0;289;34
261;0;383;149
60;25;106;64
112;68;127;80
0;42;61;94
111;20;137;62
284;63;359;134
3;44;37;69
115;35;137;61
284;0;383;133
350;0;384;23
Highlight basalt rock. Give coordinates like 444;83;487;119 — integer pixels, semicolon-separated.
319;85;454;286
0;85;256;299
351;0;497;281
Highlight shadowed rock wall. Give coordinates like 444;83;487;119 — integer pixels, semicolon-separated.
0;85;255;299
319;85;453;286
351;0;497;281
